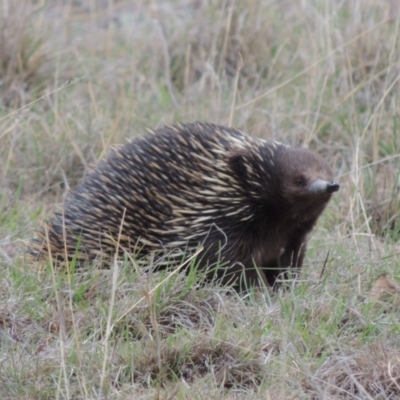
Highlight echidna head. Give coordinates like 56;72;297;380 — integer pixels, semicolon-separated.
276;146;339;220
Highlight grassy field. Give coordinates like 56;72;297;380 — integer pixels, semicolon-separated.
1;0;400;398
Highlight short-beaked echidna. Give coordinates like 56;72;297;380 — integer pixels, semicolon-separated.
30;122;339;288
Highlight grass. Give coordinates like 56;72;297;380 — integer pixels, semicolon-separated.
1;0;400;398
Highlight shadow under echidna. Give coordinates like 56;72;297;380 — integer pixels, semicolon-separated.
30;123;339;290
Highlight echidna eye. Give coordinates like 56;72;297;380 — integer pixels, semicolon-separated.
294;176;306;187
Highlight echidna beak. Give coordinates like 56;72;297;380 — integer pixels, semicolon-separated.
327;180;340;193
309;179;340;194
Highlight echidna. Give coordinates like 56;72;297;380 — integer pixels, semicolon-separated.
30;122;339;288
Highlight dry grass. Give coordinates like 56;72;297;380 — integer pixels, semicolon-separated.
1;0;400;398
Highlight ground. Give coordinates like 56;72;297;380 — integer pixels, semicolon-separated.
1;1;400;399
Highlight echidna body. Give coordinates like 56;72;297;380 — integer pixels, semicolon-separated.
31;123;339;287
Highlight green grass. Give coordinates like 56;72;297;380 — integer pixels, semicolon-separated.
1;0;400;398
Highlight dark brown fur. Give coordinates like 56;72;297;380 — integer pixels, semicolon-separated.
30;123;339;289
